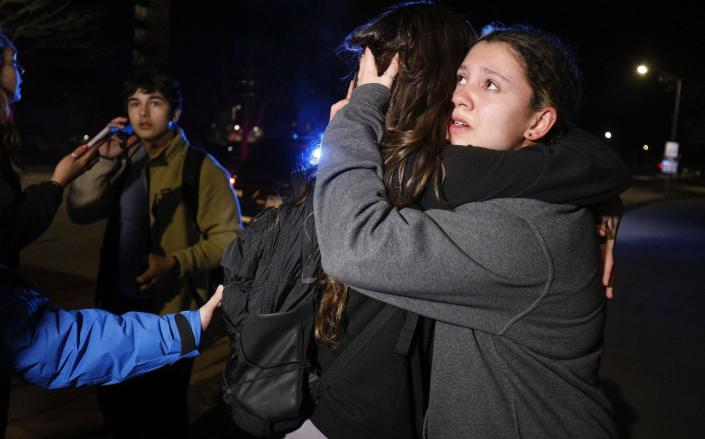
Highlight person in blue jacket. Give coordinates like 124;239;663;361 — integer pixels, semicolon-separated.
1;29;102;435
0;265;223;436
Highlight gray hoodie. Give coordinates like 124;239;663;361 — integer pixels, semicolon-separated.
314;84;618;438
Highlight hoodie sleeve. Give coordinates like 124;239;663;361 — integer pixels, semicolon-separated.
427;129;631;209
314;84;551;332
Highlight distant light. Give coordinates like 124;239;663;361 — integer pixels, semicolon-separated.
306;132;325;167
642;144;649;151
308;145;322;166
82;134;89;141
291;133;299;140
210;122;216;128
227;146;233;152
636;64;649;75
234;124;241;131
229;176;236;185
604;131;613;139
253;126;260;132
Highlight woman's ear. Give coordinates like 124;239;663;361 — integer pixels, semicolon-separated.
524;106;557;142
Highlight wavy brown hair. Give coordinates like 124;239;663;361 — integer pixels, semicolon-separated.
315;2;476;348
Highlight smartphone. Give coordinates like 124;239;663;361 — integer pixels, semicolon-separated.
86;124;134;148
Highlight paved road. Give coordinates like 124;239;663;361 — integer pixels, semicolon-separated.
599;190;705;439
6;172;705;438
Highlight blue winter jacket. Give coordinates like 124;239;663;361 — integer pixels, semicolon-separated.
0;267;201;388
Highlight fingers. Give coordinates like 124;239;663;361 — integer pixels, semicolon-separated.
600;212;620;299
201;286;222;315
329;80;356;121
606;215;620;240
357;47;378;86
210;285;224;307
136;268;156;291
601;238;616;299
137;278;157;292
357;47;398;89
107;116;129;129
67;144;88;159
77;145;100;167
346;79;355;99
64;145;100;178
200;285;226;338
386;54;400;78
125;134;140;148
597;222;607;237
330;99;350;121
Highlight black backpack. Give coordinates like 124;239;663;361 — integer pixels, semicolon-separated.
220;185;320;437
220;183;418;437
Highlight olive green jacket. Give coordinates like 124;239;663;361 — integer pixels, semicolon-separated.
68;130;241;314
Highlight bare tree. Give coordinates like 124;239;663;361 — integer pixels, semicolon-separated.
0;0;102;50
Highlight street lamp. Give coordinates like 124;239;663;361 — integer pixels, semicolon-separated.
636;63;682;142
636;63;683;190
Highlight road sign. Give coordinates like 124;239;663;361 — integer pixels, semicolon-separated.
664;141;679;158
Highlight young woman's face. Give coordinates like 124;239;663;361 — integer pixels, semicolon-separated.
1;46;22;103
449;41;537;150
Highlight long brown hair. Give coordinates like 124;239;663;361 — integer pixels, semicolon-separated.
315;2;475;348
0;31;22;177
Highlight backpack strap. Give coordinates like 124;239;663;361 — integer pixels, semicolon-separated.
259;191;319;312
181;146;209;307
259;207;289;313
182;146;207;236
394;311;419;356
318;304;398;388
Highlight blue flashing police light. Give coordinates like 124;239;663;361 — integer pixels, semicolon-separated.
308;145;322;166
304;132;324;167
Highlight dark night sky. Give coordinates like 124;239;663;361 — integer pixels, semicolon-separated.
12;0;705;171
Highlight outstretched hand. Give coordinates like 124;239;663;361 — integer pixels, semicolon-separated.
199;285;225;349
356;47;399;89
50;144;100;187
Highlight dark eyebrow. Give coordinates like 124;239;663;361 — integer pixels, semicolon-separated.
480;66;511;83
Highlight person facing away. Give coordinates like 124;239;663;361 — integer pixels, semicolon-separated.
315;25;626;438
67;70;241;438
